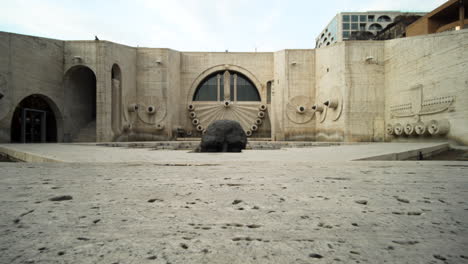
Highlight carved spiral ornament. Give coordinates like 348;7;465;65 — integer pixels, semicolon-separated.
286;96;314;124
187;102;266;136
123;96;167;131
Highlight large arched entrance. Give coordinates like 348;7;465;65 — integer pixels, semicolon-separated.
187;66;271;138
64;66;97;142
10;94;59;143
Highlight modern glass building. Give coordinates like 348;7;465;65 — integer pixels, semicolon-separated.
315;11;426;48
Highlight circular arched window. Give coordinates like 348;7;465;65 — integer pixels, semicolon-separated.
369;23;383;30
377;15;391;22
193;70;260;102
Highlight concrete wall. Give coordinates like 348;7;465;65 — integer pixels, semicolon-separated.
0;32;64;142
103;42;137;141
272;50;287;140
344;41;385;142
384;29;468;145
63;41;98;142
315;43;346;141
273;50;316;141
64;41;137;142
132;48;178;140
1;30;467;145
315;41;385;142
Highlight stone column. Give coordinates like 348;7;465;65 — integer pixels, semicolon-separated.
223;71;231;101
217;74;221;101
111;78;121;135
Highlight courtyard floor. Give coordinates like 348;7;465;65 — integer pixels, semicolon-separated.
0;143;467;263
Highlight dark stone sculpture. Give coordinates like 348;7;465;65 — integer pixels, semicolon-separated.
198;120;247;152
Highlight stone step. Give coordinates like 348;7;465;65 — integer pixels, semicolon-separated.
96;140;350;150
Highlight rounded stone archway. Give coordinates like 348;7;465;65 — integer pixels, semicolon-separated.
187;64;264;103
10;94;61;143
186;65;271;139
63;65;97;142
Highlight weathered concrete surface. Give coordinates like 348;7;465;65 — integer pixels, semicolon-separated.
0;142;449;163
2;30;467;144
1;159;467;264
384;30;468;145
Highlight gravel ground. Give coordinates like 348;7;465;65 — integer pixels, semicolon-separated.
1;160;467;264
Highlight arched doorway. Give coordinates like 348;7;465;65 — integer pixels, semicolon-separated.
187;67;271;138
64;66;97;142
10;94;59;143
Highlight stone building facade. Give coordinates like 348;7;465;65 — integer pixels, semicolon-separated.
0;29;467;145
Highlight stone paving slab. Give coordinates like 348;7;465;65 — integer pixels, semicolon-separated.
0;142;450;163
0;160;467;264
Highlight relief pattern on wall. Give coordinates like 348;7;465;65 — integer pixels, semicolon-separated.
187;102;267;137
388;84;454;137
137;96;167;128
123;96;167;132
186;67;268;137
390;85;455;119
311;87;343;123
286;96;315;124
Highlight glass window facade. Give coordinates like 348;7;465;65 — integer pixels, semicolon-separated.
351;15;358;22
193;75;219;101
327;16;338;43
193;71;260;102
351;23;358;30
368;15;375;22
343;31;350;38
236;75;260;101
343;23;350;30
343;15;350;22
360;15;367;22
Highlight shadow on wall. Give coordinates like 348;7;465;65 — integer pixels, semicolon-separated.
63;66;97;142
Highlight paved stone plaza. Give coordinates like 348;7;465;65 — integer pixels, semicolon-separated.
1;143;468;263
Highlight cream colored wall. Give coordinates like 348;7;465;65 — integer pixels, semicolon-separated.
166;49;181;138
1;30;467;145
384;30;468;145
64;42;99;141
344;41;385;142
0;32;64;142
133;48;173;140
315;43;347;141
315;41;385;142
272;50;287;140
64;41;137;142
105;42;137;141
273;50;316;141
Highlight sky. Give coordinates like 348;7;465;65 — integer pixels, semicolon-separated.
0;0;446;52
